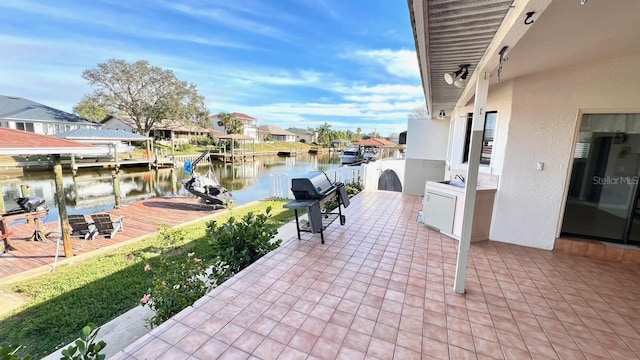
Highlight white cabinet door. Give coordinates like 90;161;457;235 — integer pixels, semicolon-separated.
423;191;456;233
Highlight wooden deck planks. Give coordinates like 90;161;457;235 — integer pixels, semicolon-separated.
0;196;221;281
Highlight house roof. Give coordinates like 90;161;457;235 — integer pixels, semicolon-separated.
230;112;255;120
101;115;135;127
210;112;257;122
101;115;210;133
286;128;312;136
55;128;151;142
257;125;296;136
356;138;396;147
0;127;107;155
0;95;97;125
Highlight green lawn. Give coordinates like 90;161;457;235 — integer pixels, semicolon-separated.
0;200;293;359
150;141;313;156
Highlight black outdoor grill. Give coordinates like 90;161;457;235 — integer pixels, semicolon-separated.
284;171;350;244
1;197;49;253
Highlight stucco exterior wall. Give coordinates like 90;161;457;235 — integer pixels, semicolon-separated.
492;53;640;249
363;158;405;192
403;117;450;195
449;81;513;179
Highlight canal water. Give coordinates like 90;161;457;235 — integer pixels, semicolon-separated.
0;153;341;222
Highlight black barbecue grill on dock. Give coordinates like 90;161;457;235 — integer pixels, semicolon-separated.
284;171;350;244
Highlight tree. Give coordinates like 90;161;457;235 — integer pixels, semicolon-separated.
80;59;209;135
316;122;334;147
408;104;429;120
355;127;362;140
217;112;244;134
72;96;108;123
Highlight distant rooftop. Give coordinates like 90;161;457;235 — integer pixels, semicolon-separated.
101;115;210;132
55;128;150;142
286;127;312;135
0;95;96;125
210;112;256;120
257;125;296;136
0;127;104;155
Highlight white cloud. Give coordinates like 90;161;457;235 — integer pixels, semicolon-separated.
0;30;420;135
239;70;322;86
343;49;420;79
161;1;292;42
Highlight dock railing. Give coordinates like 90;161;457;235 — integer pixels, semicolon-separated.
269;165;365;199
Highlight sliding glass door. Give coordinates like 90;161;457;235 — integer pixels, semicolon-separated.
562;113;640;244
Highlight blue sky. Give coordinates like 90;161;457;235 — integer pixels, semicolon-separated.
0;0;424;136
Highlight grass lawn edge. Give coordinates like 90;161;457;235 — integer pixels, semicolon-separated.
0;199;265;287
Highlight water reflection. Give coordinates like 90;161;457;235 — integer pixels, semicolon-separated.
0;153;340;221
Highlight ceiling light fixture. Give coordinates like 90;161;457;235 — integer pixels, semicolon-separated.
437;110;446;119
581;0;588;4
444;64;470;88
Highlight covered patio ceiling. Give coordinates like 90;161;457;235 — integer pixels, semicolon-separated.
409;0;640;115
408;0;514;116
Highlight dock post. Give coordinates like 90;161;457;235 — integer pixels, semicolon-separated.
0;186;5;213
20;184;30;197
53;155;73;258
70;153;78;176
112;171;122;208
170;168;178;195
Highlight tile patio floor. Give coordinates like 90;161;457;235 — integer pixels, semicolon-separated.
114;191;640;359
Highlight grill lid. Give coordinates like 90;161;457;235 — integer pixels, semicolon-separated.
291;171;335;200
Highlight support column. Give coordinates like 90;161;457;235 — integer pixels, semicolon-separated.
53;155;73;258
453;73;489;294
112;173;122;208
70;153;78;176
0;186;5;213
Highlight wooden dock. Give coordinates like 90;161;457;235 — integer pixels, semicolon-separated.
71;158;173;170
0;196;224;282
210;152;258;163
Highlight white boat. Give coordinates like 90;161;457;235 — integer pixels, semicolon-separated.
362;147;378;161
339;147;362;164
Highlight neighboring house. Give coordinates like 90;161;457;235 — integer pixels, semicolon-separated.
100;115;136;133
257;125;296;142
286;127;316;143
101;115;210;143
0;95;99;135
210;112;258;140
407;0;640;252
55;128;151;156
150;119;211;143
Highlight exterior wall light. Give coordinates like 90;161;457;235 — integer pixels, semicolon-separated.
444;64;470;88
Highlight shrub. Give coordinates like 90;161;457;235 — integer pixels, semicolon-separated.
139;226;212;327
0;346;31;360
322;179;363;212
1;323;105;360
206;207;281;283
193;136;214;146
60;323;106;360
178;143;194;153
